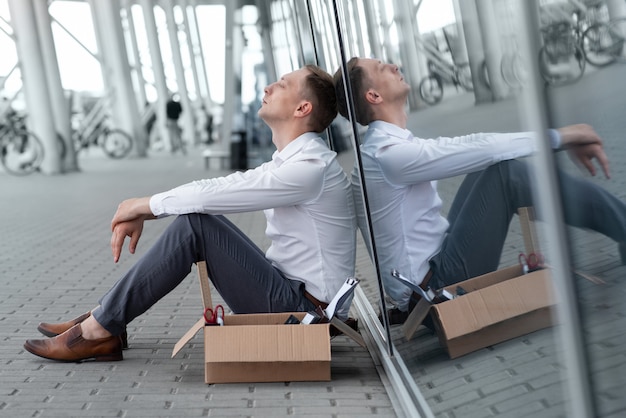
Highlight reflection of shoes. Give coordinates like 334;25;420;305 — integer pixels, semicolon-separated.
329;317;359;337
378;308;410;325
378;306;435;331
38;312;128;349
620;242;626;265
24;324;123;362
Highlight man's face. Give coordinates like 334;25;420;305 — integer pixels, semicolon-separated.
358;58;409;102
258;68;308;123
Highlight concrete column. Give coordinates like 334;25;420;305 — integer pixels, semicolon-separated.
180;0;201;101
341;0;356;58
220;0;235;150
186;0;213;108
607;0;626;18
393;0;423;109
140;0;169;150
476;0;508;100
451;0;469;65
8;0;60;174
256;0;277;83
456;0;492;103
33;0;78;172
376;0;400;63
163;0;195;146
89;0;147;157
350;1;366;58
363;0;383;59
123;0;148;109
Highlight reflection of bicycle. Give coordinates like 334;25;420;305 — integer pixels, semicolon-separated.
0;114;44;176
587;17;626;64
538;20;586;86
419;60;473;106
72;119;133;159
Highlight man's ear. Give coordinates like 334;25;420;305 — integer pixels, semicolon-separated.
366;89;382;104
295;101;313;118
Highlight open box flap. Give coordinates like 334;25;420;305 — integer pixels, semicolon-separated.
172;317;204;358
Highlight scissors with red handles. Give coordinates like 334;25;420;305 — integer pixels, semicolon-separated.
204;304;225;326
518;252;544;274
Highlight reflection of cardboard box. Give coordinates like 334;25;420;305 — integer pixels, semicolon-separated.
431;265;555;359
403;265;556;358
172;262;363;384
173;312;331;383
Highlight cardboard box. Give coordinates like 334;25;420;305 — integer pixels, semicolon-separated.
173;312;331;383
400;207;558;358
404;265;556;359
172;262;363;384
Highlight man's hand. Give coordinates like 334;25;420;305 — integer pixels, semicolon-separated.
111;218;145;263
566;143;611;179
110;197;155;263
557;124;610;179
557;124;602;148
111;197;154;231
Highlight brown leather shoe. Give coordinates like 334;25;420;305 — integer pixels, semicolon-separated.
37;312;91;337
38;312;128;349
24;324;123;362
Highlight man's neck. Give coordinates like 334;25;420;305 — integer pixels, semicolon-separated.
375;105;408;129
271;126;310;152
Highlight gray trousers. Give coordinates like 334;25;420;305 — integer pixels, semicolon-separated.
93;214;315;335
430;159;626;288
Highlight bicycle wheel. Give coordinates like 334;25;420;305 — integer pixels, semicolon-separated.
419;75;443;106
456;63;474;91
582;23;617;67
480;60;491;90
102;129;133;158
607;17;626;62
56;132;67;160
538;43;586;86
501;52;528;89
0;129;44;175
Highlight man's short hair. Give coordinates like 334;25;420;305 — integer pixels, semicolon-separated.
302;64;338;133
333;57;373;126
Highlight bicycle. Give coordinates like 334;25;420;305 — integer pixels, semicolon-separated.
419;59;473;106
0;112;44;176
598;16;626;62
538;20;586;86
72;118;133;159
571;5;626;68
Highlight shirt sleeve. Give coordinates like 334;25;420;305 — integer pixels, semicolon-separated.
149;159;326;217
376;131;540;185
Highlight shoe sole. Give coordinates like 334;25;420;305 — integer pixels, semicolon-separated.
23;342;123;363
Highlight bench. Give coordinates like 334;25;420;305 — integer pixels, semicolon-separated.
202;149;230;170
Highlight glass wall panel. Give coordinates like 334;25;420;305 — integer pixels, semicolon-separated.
335;0;626;415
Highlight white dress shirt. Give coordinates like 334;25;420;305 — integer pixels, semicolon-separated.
355;120;552;310
150;132;357;307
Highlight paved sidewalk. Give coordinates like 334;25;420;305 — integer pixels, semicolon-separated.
0;150;395;417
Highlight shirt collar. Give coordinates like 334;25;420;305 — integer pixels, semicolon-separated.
369;120;413;141
272;132;320;166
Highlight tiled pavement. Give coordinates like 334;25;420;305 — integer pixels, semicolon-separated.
2;63;626;418
0;150;395;417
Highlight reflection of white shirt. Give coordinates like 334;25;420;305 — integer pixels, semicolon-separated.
355;120;545;310
150;132;357;307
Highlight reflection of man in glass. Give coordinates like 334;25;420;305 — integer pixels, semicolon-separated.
24;66;356;363
334;58;626;322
